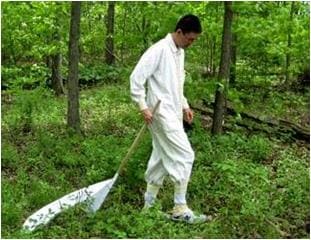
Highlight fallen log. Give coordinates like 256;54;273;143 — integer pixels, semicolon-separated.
192;102;310;143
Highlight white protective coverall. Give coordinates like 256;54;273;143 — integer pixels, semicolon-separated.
130;33;195;188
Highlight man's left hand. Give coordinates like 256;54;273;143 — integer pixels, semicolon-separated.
183;108;194;124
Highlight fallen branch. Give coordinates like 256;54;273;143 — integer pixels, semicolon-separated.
192;102;310;143
265;219;290;237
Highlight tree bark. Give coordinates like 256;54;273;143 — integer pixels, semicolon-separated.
67;1;81;133
212;39;216;76
285;1;295;84
212;1;233;135
9;34;17;65
229;32;237;85
120;6;128;63
51;52;65;96
207;37;211;75
209;37;216;77
51;22;65;96
141;13;150;54
105;1;115;65
46;55;52;69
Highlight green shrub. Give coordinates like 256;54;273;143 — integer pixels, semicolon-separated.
1;180;24;229
271;149;309;237
242;135;272;163
1;142;19;170
2;64;48;90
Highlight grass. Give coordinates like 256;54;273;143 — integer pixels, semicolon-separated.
1;78;310;238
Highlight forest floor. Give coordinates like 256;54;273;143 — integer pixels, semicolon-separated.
1;77;310;238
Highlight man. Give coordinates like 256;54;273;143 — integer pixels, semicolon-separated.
130;14;206;223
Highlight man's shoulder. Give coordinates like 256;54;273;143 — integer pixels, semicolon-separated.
149;36;170;52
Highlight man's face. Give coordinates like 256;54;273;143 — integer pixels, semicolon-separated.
177;30;200;49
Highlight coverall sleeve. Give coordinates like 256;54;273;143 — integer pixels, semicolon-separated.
182;69;190;109
130;45;162;110
182;95;190;110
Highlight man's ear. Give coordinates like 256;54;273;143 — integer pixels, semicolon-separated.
176;29;183;35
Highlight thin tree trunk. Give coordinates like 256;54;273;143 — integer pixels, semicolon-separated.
212;37;216;76
46;56;52;69
9;35;17;65
51;22;65;96
141;14;149;53
206;36;211;74
120;6;127;63
212;3;220;77
209;38;213;75
212;1;233;135
229;32;237;85
285;1;295;84
67;1;81;133
105;1;115;65
51;53;65;96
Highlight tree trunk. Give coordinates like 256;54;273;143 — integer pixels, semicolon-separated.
285;1;295;84
46;55;52;69
67;1;81;133
9;34;17;65
203;36;212;78
120;6;128;63
141;13;149;54
229;32;237;85
212;3;220;77
206;37;210;75
212;39;216;76
105;1;115;65
212;1;233;135
51;53;65;96
209;38;214;76
51;23;65;96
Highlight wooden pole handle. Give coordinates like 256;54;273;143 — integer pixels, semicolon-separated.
117;100;161;175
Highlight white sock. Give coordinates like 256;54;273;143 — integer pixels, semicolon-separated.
144;183;160;206
174;182;188;205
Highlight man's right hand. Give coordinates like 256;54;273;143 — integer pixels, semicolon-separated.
142;108;153;124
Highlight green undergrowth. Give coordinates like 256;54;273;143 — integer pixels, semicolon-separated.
1;82;309;238
184;77;310;128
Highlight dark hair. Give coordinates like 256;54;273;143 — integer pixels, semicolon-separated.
175;14;202;34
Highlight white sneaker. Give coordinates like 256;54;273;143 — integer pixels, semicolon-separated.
171;204;207;224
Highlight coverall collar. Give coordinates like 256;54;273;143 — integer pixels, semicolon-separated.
166;33;181;54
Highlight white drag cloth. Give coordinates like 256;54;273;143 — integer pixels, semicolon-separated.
130;33;194;186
